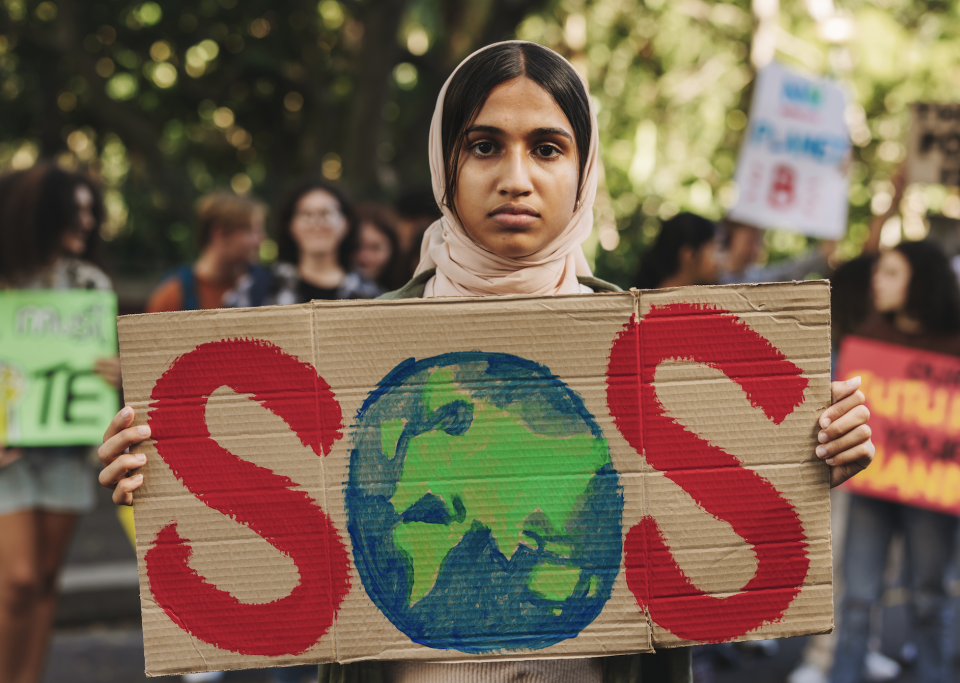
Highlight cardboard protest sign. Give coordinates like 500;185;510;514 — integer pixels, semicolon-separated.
0;290;118;446
728;62;850;239
907;103;960;187
118;282;833;676
836;336;960;514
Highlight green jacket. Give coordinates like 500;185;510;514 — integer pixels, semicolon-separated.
318;270;692;683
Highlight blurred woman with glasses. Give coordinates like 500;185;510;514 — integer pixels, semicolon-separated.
254;179;382;306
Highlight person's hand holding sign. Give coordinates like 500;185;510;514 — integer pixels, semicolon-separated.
98;406;149;505
819;376;874;488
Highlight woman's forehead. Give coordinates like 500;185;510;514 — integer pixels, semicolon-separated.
299;189;338;207
880;250;908;268
468;77;573;138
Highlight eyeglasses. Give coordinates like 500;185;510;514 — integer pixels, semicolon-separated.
294;208;343;225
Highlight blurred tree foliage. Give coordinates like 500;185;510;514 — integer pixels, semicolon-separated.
0;0;549;275
518;0;960;285
2;0;960;286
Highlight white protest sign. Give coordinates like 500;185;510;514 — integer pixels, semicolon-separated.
907;103;960;187
728;62;850;239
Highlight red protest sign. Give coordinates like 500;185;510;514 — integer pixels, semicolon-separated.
836;336;960;514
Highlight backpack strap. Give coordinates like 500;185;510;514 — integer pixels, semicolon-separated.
175;264;199;311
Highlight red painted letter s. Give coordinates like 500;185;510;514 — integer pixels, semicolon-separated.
146;339;350;656
607;304;810;642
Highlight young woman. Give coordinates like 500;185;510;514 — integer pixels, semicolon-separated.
0;164;119;683
97;42;874;683
632;212;718;289
354;203;402;290
261;179;382;305
830;240;960;683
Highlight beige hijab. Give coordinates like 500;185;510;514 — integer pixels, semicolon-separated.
415;41;599;298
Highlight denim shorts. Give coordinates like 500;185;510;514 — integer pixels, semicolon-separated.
0;446;95;516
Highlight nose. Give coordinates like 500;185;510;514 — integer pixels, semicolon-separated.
496;145;534;198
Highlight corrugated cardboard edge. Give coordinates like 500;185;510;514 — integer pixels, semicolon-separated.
118;281;833;673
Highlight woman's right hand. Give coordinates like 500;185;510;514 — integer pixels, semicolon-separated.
98;406;150;505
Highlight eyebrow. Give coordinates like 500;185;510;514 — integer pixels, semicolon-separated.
465;124;573;141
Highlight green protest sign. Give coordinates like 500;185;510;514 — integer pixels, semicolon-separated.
0;290;118;446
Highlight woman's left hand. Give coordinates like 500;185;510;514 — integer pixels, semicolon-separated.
817;376;874;488
95;356;122;390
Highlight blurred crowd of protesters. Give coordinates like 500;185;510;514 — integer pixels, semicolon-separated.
144;180;440;317
0;145;957;683
0;165;121;683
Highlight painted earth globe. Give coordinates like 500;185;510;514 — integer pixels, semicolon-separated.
346;352;623;653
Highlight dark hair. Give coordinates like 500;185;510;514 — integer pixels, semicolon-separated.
275;178;359;269
394;188;442;222
355;202;403;289
441;42;591;216
831;255;876;346
0;164;106;285
893;239;960;334
196;191;266;249
633;212;716;289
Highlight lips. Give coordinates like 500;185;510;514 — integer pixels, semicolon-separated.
489;204;539;228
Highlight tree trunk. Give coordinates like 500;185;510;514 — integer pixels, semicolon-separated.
342;0;411;195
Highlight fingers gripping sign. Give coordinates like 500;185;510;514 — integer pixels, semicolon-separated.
816;377;875;488
98;405;151;506
141;339;350;657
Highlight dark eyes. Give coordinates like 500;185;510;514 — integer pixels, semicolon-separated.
468;141;562;158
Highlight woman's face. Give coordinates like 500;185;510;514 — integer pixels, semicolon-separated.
873;249;911;313
61;184;97;256
290;189;348;258
355;223;392;279
453;76;580;260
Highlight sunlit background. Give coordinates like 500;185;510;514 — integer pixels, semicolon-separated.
0;0;956;294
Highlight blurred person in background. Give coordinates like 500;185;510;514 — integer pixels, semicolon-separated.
830;239;960;683
0;164;119;683
146;191;269;313
788;253;904;683
717;219;832;285
632;212;718;289
788;167;908;683
354;203;402;290
718;166;907;290
829;256;878;355
393;187;442;280
256;178;382;307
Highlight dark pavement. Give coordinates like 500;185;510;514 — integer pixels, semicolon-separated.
43;463;959;683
